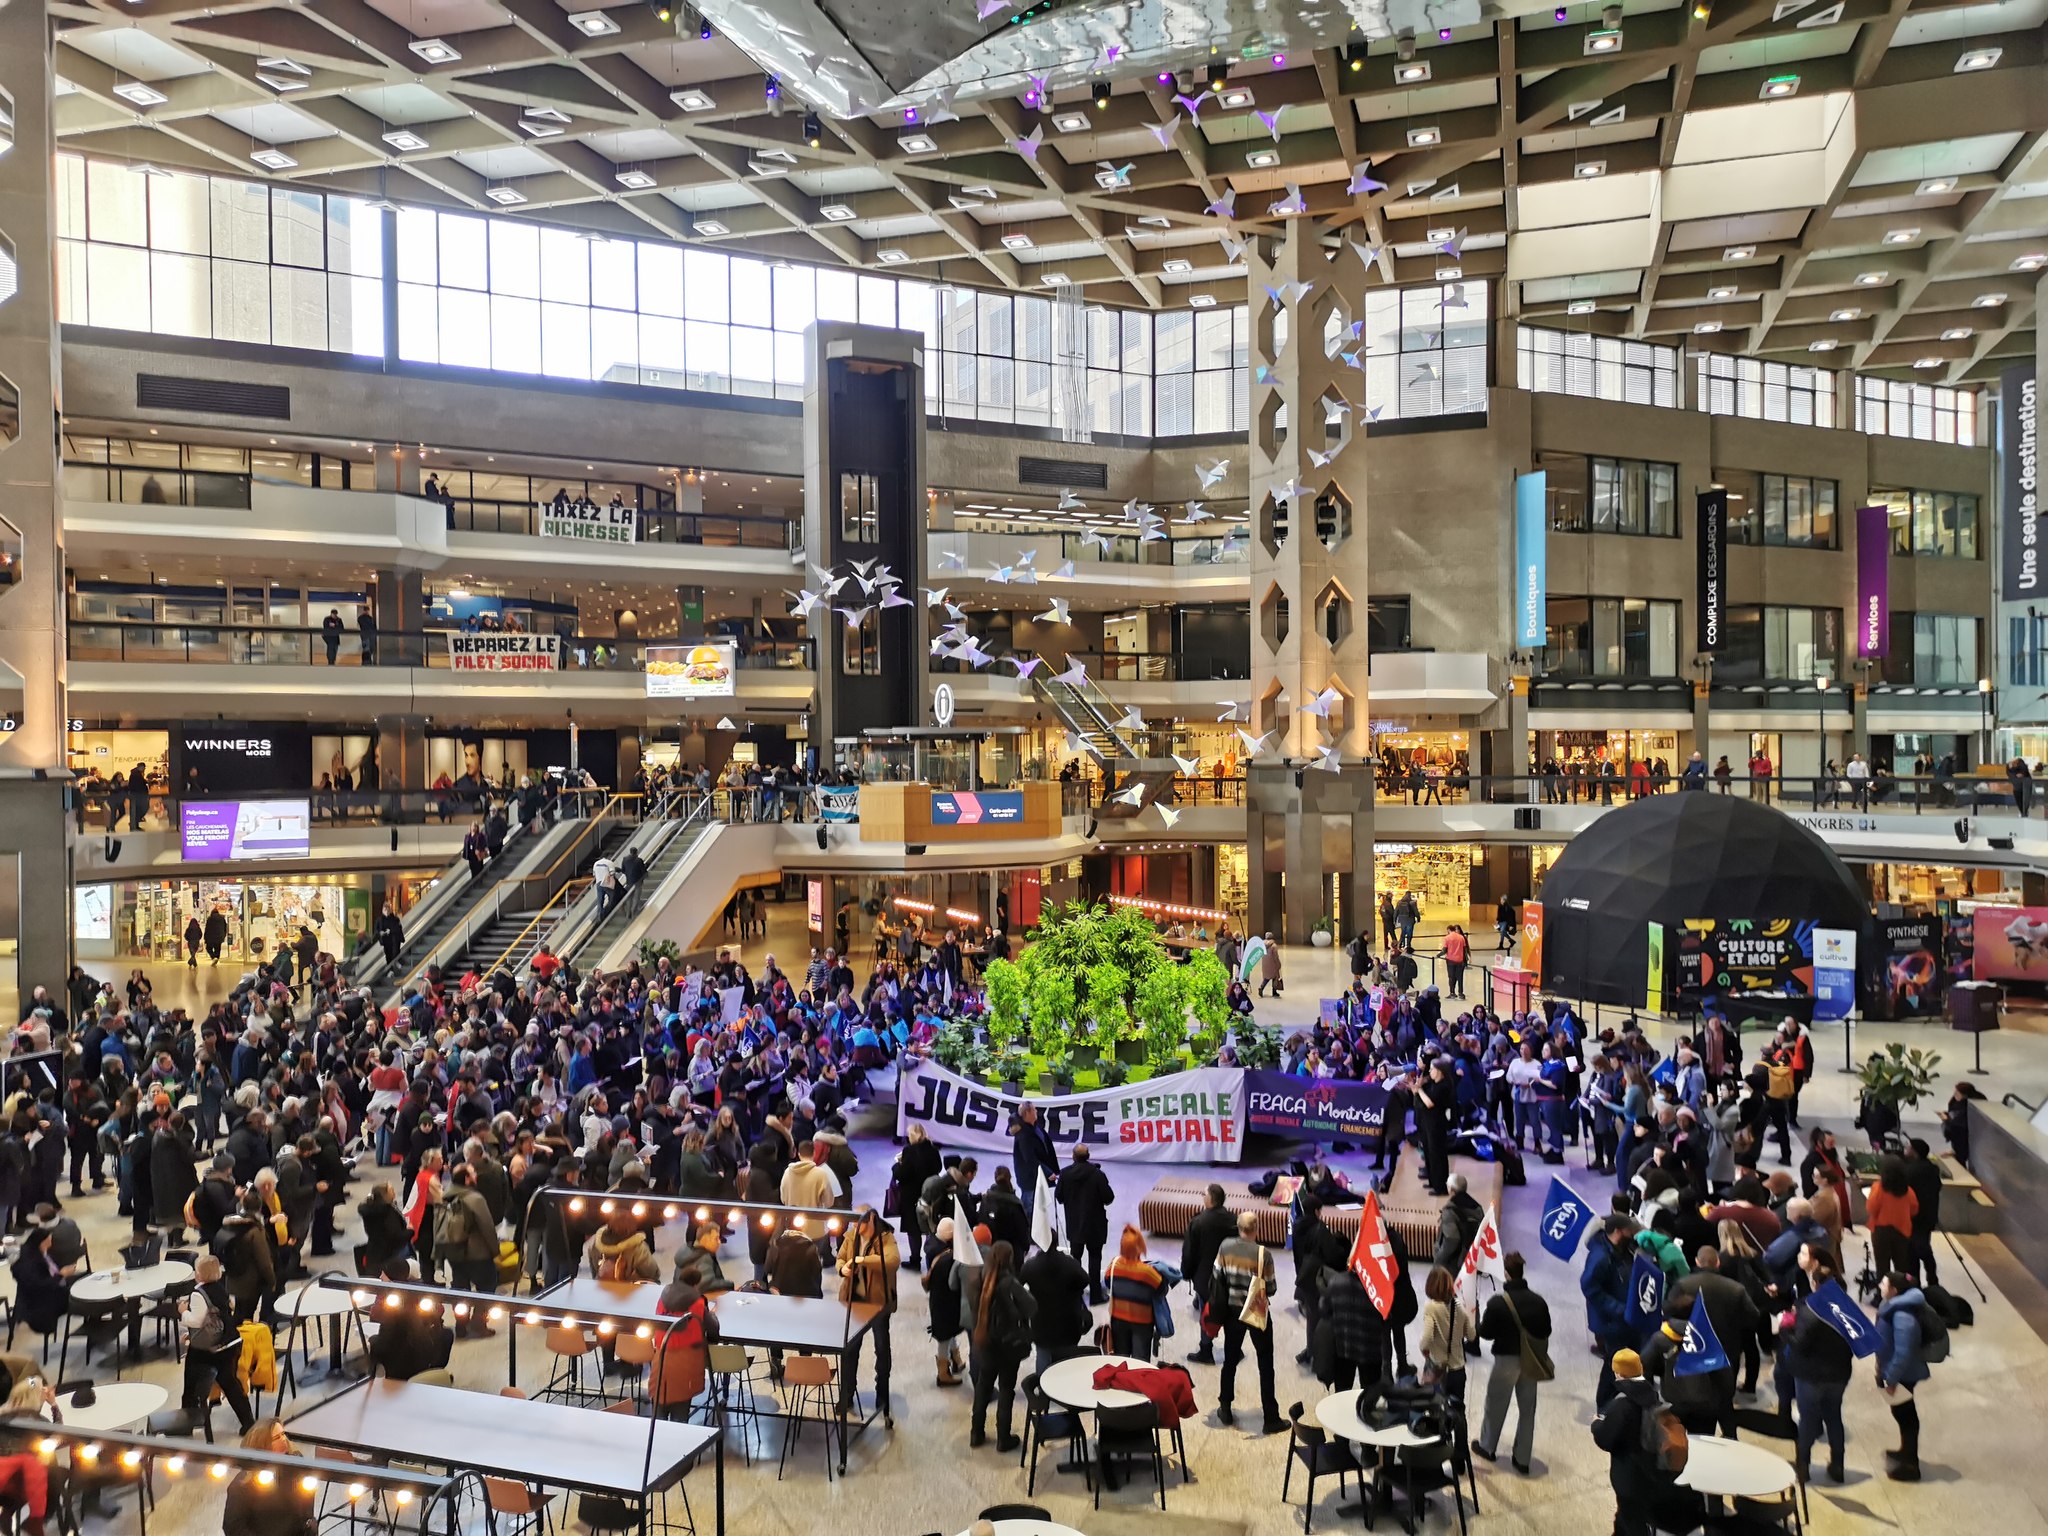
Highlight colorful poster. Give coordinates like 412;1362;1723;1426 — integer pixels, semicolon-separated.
1514;471;1547;649
180;799;312;861
1646;921;1665;1008
449;633;561;672
645;641;736;699
1244;1072;1391;1139
1855;504;1890;657
1812;927;1858;1022
806;879;824;933
896;1059;1244;1163
1520;901;1544;983
1673;917;1815;998
1881;916;1944;1016
930;789;1026;826
1967;905;2048;982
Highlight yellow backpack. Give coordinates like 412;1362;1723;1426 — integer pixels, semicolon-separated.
236;1321;278;1394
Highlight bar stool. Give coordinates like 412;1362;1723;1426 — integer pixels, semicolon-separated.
612;1332;656;1405
603;1401;693;1534
705;1344;764;1464
540;1326;597;1406
776;1355;837;1483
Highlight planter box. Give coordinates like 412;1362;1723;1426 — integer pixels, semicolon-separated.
1311;930;1333;948
1114;1038;1148;1065
1043;1075;1074;1096
999;1078;1024;1097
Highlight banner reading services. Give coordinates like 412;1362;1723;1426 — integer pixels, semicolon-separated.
897;1059;1244;1163
449;633;561;673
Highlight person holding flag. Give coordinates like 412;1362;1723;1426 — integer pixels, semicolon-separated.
1787;1247;1860;1484
1474;1251;1551;1475
1640;1294;1725;1435
1581;1214;1639;1407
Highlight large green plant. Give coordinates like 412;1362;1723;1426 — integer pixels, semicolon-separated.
1182;950;1234;1033
1026;967;1078;1057
1083;961;1132;1049
983;958;1026;1048
1134;964;1191;1068
1856;1042;1943;1114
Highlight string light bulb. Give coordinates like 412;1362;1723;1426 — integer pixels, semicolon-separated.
211;1463;231;1481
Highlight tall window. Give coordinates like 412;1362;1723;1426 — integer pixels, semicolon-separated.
1361;281;1489;423
841;611;881;676
838;472;880;543
1697;355;1837;428
1724;472;1838;549
1856;377;1978;446
1720;605;1841;683
1543;597;1679;678
1886;612;1979;687
1873;487;1978;559
1517;327;1679;407
1153;306;1249;437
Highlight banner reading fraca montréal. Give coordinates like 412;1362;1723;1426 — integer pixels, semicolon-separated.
896;1059;1246;1163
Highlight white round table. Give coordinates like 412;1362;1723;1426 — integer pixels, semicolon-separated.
1039;1353;1150;1411
954;1522;1086;1536
70;1261;193;1305
1679;1435;1798;1498
1314;1389;1433;1450
273;1286;361;1320
54;1382;168;1432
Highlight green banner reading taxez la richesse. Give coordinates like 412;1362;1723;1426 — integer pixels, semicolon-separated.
896;1059;1244;1163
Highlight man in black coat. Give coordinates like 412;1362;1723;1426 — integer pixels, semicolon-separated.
191;1154;241;1243
1054;1145;1115;1304
1291;1196;1354;1368
1008;1102;1060;1214
1019;1243;1093;1376
1180;1185;1237;1364
1903;1137;1945;1286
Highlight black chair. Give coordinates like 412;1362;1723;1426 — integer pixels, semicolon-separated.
57;1295;124;1383
1282;1400;1362;1533
978;1508;1050;1524
1092;1404;1167;1511
1392;1427;1474;1536
118;1236;162;1270
148;1277;195;1357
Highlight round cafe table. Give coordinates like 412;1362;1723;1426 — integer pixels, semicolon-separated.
1038;1353;1149;1411
1679;1434;1805;1531
954;1522;1086;1536
273;1284;367;1395
70;1261;193;1306
1315;1388;1435;1525
53;1381;169;1432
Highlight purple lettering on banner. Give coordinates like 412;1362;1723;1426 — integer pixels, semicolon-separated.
180;802;239;859
1243;1071;1390;1139
1856;504;1890;657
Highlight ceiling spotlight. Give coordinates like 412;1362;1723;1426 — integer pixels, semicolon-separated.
2011;252;2046;271
1397;30;1417;61
1972;291;2006;308
1914;357;1943;369
1723;244;1755;260
1188;293;1217;307
899;131;937;153
694;217;728;235
112;80;168;107
876;246;909;263
1584;28;1622;53
819;202;855;220
483;184;526;205
1162;257;1194;274
1425;225;1456;243
408;38;460;63
567;10;621;35
1693;0;1710;17
1882;226;1919;244
1694;320;1723;334
1437;27;1451;40
1406;125;1441;147
381;128;429;152
1565;299;1595;315
1760;72;1800;98
615;169;656;189
1708;285;1736;299
650;0;672;20
1052;110;1089;131
1207;61;1229;92
1574;159;1606;178
1394;60;1431;83
1808;339;1838;352
1435;264;1462;280
1000;231;1033;249
802;111;823;148
1345;42;1369;73
1856;270;1888;285
670;88;715;111
764;76;779;101
1916;176;1956;195
250;147;297;170
1246;148;1280;168
1039;272;1070;286
1940;326;1973;340
1092;78;1112;110
1829;307;1861;321
1955;46;2001;71
1218;86;1256;108
256;70;308;92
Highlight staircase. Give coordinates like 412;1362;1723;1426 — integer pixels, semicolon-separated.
1030;669;1143;763
566;815;716;965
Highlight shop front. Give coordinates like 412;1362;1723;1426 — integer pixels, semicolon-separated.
1375;842;1481;924
1862;862;2022;907
1530;728;1681;774
76;871;437;967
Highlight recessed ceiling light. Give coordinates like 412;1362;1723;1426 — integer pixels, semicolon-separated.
1808;339;1838;352
1188;293;1217;308
1856;270;1888;285
615;169;655;190
1574;160;1606;178
1218;87;1255;109
1039;272;1069;287
1914;357;1943;368
112;80;168;107
1246;148;1280;168
876;246;909;263
1723;245;1755;260
1000;231;1033;249
1394;61;1431;83
1955;46;2001;71
1406;126;1441;147
1882;227;1919;245
1435;264;1462;280
694;218;728;236
1760;73;1800;98
1162;257;1194;274
1565;299;1595;315
519;119;565;139
484;185;526;205
899;132;937;153
670;88;716;111
408;38;460;64
1916;176;1956;195
250;147;297;170
256;71;309;92
566;9;620;35
1940;327;1973;341
1694;320;1722;334
820;202;855;221
381;128;429;152
1093;167;1126;189
1708;285;1736;299
1583;27;1622;52
1829;307;1860;321
2011;252;2046;272
1973;291;2006;308
1052;111;1090;132
257;57;311;76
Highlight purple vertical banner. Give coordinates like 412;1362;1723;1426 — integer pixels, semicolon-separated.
1855;504;1890;658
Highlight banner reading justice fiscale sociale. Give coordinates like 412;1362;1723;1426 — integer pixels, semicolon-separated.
897;1058;1246;1163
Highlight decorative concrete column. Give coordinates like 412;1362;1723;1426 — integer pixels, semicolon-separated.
1242;218;1374;944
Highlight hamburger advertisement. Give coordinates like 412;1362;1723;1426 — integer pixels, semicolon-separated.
646;639;737;699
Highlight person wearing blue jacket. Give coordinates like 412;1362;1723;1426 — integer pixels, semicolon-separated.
1761;1199;1829;1286
1582;1215;1637;1407
1875;1271;1930;1481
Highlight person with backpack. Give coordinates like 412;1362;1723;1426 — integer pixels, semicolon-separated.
1475;1250;1552;1475
1874;1268;1940;1481
966;1239;1036;1451
181;1254;256;1437
1591;1348;1704;1536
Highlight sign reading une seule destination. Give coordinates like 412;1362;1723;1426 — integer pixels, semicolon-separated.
180;799;311;860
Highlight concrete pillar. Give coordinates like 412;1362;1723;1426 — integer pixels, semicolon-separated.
375;715;427;804
1851;682;1870;760
1693;679;1712;763
373;444;422;496
372;569;425;666
0;5;75;993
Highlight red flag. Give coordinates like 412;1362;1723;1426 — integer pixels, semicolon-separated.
1347;1189;1399;1319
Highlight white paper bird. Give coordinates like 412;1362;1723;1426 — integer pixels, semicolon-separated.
1141;525;1167;542
928;637;950;656
1439;226;1468;259
1082;529;1114;552
1064;731;1089;755
1116;707;1144;730
1315;745;1343;772
922;86;961;126
1196;459;1230;490
1053;658;1088;686
960;643;995;668
1254;109;1283;142
1271;476;1309;503
1220;233;1249;265
1204;188;1236;218
1095;161;1134;189
1121;498;1150;521
1174;92;1210;120
1217;531;1247;557
989;566;1014;585
1005;655;1045;678
1181;500;1212;523
1155;804;1182;828
808;559;846;594
1035;598;1072;625
1216;700;1244;722
1350;239;1380;268
1111;782;1147;807
1308;447;1337;468
1326;395;1354;415
1236;727;1274;756
1016;548;1038;566
938;549;965;571
922;586;950;608
1013;125;1045;163
879;588;912;609
1050;560;1075;579
836;605;873;628
1264;280;1311;309
1057;490;1084;510
786;588;823;618
1269;183;1307;216
1148;119;1177;151
1300;686;1344;718
1254;365;1277;386
1172;753;1200;774
1346;161;1387;196
942;601;968;622
1367;403;1386;423
716;716;737;730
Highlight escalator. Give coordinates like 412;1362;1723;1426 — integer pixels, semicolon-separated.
350;815;564;993
567;810;717;967
1028;668;1179;818
441;821;639;983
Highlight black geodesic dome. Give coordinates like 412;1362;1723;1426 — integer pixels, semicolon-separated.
1534;792;1868;1010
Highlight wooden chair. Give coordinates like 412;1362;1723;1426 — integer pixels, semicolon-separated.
706;1344;763;1464
775;1355;837;1483
539;1325;596;1406
612;1332;656;1404
1093;1403;1167;1511
483;1475;556;1536
1281;1400;1361;1533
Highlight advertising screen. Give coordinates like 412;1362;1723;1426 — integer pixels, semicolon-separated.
1968;905;2048;982
180;799;312;861
645;641;736;699
74;884;112;942
930;789;1025;826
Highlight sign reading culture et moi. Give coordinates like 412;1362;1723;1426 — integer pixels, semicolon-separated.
537;500;637;544
897;1059;1244;1162
2002;365;2039;601
645;640;736;699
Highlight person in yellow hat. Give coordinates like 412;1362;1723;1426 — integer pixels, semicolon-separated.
1591;1348;1705;1536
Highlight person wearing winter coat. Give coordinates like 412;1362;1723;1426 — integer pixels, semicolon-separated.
1208;1210;1282;1433
1874;1271;1931;1481
1420;1265;1475;1401
1582;1216;1637;1407
923;1218;966;1387
1019;1242;1092;1375
979;1168;1031;1255
1054;1146;1114;1304
357;1181;412;1276
1474;1252;1551;1474
891;1126;943;1267
586;1208;660;1284
149;1113;200;1233
1433;1175;1484;1273
1007;1102;1059;1210
1785;1247;1855;1484
1179;1185;1238;1364
1591;1349;1705;1536
191;1154;241;1243
966;1239;1036;1450
1317;1266;1391;1392
835;1209;900;1426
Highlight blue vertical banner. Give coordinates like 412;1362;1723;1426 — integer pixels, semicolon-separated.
1812;927;1857;1023
1515;472;1547;650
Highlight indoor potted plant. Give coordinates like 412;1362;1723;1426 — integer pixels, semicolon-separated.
994;1045;1033;1096
1854;1042;1942;1143
1309;915;1335;948
1042;1048;1076;1096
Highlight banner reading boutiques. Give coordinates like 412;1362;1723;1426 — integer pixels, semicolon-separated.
897;1059;1244;1163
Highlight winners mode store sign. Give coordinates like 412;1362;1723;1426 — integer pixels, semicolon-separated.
898;1059;1244;1162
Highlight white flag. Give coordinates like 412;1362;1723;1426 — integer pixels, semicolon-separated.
1031;1170;1058;1251
952;1195;980;1268
1455;1202;1507;1314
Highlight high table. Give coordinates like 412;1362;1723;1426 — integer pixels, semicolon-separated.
533;1277;882;1474
272;1283;366;1398
53;1382;168;1432
1679;1434;1804;1532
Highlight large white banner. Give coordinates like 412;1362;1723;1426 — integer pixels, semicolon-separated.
450;633;561;673
896;1058;1245;1163
538;501;637;544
